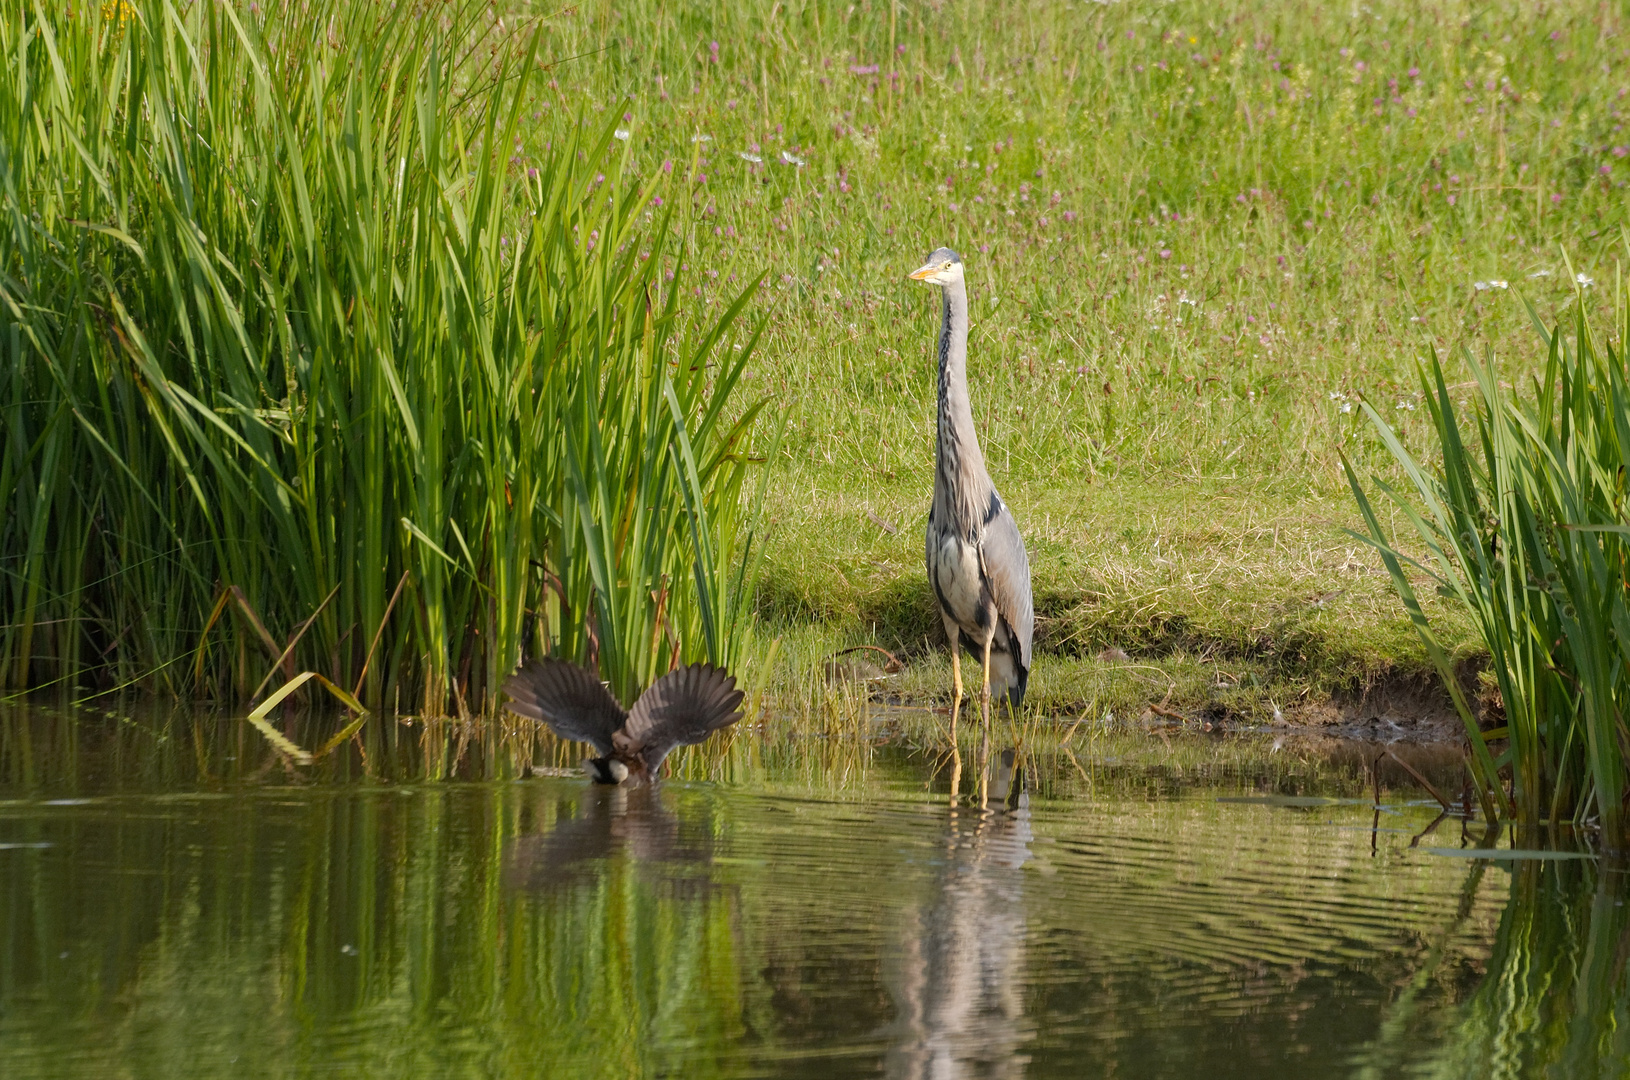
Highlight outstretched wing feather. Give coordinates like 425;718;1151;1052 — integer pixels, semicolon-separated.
623;664;746;773
502;659;626;755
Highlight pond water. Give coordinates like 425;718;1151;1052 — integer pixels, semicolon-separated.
0;707;1625;1078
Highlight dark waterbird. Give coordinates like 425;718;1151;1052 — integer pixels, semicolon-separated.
503;660;745;784
909;248;1035;735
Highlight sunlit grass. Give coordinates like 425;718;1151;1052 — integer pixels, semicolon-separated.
485;0;1628;716
7;0;1628;728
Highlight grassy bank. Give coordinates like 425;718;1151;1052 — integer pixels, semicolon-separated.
8;0;1628;722
502;0;1627;718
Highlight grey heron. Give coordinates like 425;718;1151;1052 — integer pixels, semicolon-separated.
909;248;1034;735
504;660;744;784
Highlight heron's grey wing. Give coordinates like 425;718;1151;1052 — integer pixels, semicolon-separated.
980;496;1034;669
620;664;746;774
503;659;626;755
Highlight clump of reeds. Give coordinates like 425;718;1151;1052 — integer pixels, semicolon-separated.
1347;257;1630;844
0;0;767;713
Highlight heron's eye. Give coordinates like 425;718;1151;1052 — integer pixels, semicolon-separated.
942;262;952;270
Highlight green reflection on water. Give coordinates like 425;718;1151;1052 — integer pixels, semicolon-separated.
0;706;1625;1078
1400;857;1630;1079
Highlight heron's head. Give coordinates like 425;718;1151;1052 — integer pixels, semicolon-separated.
908;248;963;287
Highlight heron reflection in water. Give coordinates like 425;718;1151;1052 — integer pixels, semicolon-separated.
887;746;1035;1079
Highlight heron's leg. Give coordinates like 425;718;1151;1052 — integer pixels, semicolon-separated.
979;633;994;734
976;720;991;810
943;617;964;742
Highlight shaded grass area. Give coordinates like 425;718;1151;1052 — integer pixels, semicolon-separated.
757;472;1472;716
495;0;1625;718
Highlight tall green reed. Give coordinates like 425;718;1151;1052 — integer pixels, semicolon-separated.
0;0;768;712
1346;259;1630;844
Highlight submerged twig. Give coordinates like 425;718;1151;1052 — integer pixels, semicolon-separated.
1385;747;1455;812
1409;809;1453;848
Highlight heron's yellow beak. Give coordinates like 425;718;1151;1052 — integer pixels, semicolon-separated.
907;264;937;281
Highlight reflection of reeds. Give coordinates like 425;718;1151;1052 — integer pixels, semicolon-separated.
1373;856;1630;1079
1348;257;1630;842
0;0;766;717
0;698;1475;818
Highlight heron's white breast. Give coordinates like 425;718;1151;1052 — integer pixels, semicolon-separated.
933;534;984;628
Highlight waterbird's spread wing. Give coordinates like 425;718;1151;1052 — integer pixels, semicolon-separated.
980;496;1034;670
620;664;746;774
503;659;626;755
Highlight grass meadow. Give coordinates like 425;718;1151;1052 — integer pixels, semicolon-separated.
516;0;1628;717
5;0;1628;724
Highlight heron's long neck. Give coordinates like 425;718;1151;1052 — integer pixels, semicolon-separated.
934;279;990;535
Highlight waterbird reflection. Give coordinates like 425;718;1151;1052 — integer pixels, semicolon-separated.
502;784;712;893
888;747;1034;1078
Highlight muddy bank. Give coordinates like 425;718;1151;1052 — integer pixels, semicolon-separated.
847;659;1480;746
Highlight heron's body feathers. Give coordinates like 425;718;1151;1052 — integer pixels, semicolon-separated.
503;660;744;783
928;530;985;628
928;507;1032;708
978;497;1035;676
